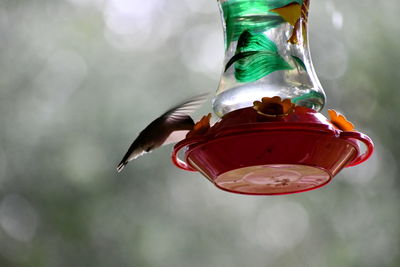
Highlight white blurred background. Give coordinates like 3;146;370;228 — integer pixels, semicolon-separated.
0;0;399;266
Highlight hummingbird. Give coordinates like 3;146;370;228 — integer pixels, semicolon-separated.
116;93;209;172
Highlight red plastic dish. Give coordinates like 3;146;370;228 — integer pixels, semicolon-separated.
172;107;374;195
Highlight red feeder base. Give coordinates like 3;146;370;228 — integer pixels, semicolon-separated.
172;107;374;195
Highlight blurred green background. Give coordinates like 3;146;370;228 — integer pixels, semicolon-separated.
0;0;399;266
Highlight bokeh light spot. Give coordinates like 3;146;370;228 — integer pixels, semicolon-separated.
0;194;39;242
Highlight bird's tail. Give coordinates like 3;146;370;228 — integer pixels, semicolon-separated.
116;161;127;173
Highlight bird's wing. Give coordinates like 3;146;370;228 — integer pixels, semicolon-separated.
162;93;209;122
116;93;209;173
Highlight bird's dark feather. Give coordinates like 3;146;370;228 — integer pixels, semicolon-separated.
116;93;209;172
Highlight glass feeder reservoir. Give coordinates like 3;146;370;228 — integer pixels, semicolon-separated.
172;0;374;195
213;0;325;116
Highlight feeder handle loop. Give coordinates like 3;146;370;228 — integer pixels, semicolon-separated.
171;140;199;172
340;131;374;167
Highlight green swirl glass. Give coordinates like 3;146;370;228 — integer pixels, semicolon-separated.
213;0;325;116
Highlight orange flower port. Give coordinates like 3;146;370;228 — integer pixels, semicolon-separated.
253;96;295;117
328;109;355;132
186;113;212;139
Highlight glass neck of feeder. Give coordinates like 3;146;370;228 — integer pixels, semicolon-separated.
213;0;325;117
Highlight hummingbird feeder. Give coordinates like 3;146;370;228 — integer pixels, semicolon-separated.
172;0;374;195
